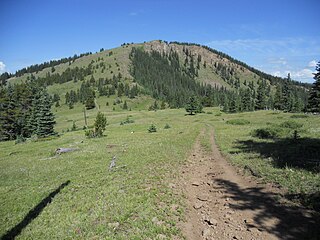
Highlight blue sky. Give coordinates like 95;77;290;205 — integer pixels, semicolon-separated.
0;0;319;83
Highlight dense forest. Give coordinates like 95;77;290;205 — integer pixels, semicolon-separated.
130;47;309;112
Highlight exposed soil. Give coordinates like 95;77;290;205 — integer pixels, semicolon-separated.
177;128;319;240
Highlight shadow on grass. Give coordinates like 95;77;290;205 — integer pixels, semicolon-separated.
235;138;320;172
1;180;70;240
215;179;320;239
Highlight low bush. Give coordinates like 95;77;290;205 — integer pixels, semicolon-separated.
280;120;303;129
290;114;309;119
120;116;134;125
251;127;279;139
148;124;157;133
226;119;250;125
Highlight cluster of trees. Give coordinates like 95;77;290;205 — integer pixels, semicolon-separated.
170;41;311;89
0;81;55;141
308;61;320;113
0;52;93;86
65;81;96;109
64;74;140;110
36;65;93;86
130;47;309;113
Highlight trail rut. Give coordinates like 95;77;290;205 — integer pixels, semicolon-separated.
177;128;319;240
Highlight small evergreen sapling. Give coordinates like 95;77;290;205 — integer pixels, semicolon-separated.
148;124;157;133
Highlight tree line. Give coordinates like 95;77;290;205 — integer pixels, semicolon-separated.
0;52;93;85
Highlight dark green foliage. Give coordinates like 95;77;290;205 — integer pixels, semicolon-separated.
71;121;77;131
226;119;250;125
148;124;157;133
308;61;320;113
86;112;107;138
13;52;92;77
160;101;166;110
122;100;128;110
290;114;309;119
252;127;279;139
85;90;95;109
149;101;159;111
256;79;268;110
120;116;134;125
29;89;56;138
94;112;107;137
185;96;201;115
130;47;226;109
279;121;303;129
0;82;56;141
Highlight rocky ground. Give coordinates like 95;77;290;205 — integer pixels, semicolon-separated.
177;128;319;240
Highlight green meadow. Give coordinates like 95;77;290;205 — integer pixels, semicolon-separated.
1;107;319;239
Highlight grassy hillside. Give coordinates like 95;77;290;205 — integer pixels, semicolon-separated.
1;108;320;239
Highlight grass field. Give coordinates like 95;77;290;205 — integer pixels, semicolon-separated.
1;107;319;239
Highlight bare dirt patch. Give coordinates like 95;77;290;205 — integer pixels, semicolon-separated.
177;128;319;240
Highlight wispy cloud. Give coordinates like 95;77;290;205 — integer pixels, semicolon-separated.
308;60;317;68
129;12;138;16
207;38;320;57
0;61;6;73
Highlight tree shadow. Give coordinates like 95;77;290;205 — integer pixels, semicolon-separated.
1;180;70;240
215;179;320;240
235;138;320;172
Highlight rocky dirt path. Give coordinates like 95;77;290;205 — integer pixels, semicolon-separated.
177;128;319;240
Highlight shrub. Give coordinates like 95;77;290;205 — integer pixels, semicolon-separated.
120;116;134;125
15;135;26;144
148;124;157;133
164;123;171;129
251;127;279;139
290;114;309;119
206;111;213;114
226;119;250;125
280;121;303;129
71;121;77;131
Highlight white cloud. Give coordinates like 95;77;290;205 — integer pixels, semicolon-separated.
291;68;314;79
308;60;317;68
273;68;315;81
268;57;287;65
0;61;6;73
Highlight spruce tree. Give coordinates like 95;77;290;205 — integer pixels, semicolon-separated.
0;86;17;140
308;61;320;113
34;89;56;137
274;84;283;110
185;96;198;115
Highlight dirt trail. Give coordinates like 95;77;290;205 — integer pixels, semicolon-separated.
178;128;319;240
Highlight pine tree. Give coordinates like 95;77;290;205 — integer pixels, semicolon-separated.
308;61;320;113
185;96;199;115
